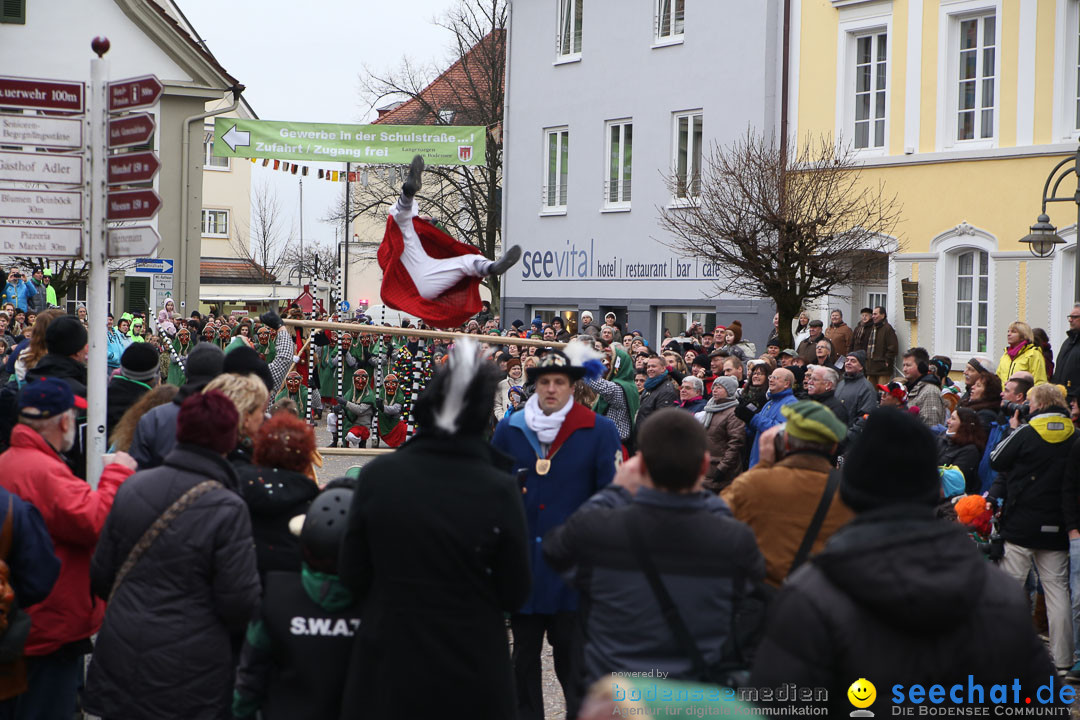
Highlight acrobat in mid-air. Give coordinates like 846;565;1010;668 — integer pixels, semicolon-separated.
377;155;521;327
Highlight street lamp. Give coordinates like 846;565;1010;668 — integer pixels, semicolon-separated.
1019;214;1064;258
1023;143;1080;300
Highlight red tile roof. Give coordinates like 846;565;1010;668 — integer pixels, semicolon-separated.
374;30;505;127
200;258;275;283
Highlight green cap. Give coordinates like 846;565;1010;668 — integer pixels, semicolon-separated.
780;400;847;445
42;268;52;277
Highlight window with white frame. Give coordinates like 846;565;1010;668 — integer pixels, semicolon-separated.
853;31;888;149
203;132;229;169
557;0;583;58
658;309;716;341
673;111;703;201
201;209;230;237
543;128;569;210
655;0;684;42
955;13;996;142
953;249;989;354
605;120;632;208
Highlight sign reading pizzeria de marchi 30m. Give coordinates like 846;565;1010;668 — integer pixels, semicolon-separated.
212;118;486;166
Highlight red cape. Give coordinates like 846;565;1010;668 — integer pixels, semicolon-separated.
377;215;483;328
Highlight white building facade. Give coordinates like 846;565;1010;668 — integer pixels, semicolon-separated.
502;0;783;345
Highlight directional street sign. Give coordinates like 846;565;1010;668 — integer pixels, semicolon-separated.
106;189;160;221
107;225;159;258
0;75;84;113
0;150;82;184
134;258;173;273
108;113;154;148
0;224;82;258
0;188;82;221
107;151;159;186
108;75;163;112
338;300;350;313
0;114;82;149
152;274;173;290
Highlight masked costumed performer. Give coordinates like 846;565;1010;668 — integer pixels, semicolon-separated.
379;155;521;327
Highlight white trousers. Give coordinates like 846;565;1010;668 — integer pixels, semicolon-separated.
391;199;490;300
1000;542;1074;668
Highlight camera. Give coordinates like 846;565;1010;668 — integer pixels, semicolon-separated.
1001;400;1029;421
773;423;787;460
976;517;1005;561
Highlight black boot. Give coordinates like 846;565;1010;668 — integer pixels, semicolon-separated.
488;245;522;275
330;438;338;448
402;154;424;199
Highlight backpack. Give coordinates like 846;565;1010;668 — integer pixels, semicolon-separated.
977;421;1005;493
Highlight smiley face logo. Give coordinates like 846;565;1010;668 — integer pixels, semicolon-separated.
847;678;876;716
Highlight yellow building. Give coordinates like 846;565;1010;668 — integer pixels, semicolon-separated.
793;0;1080;369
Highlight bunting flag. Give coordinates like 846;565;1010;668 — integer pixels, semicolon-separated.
252;158;362;182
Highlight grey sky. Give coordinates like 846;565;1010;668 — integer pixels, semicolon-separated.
177;0;458;252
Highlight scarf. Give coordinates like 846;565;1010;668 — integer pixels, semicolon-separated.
699;397;738;429
594;346;641;422
1006;341;1028;360
524;393;572;444
643;370;669;392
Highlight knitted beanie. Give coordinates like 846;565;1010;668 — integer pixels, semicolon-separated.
841;407;940;512
120;343;159;383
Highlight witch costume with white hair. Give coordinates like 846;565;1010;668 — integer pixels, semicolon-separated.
336;338;532;719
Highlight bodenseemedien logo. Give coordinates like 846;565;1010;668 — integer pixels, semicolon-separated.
848;678;877;717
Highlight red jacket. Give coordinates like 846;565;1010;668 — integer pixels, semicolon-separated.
0;425;133;655
378;215;482;327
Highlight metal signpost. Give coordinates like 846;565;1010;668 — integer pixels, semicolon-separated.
0;47;164;485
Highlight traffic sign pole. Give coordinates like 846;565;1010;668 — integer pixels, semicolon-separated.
86;41;109;488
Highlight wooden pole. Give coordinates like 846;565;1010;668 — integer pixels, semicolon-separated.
284;318;568;349
318;447;395;456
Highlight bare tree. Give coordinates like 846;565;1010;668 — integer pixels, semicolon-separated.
282;241;336;284
328;0;506;305
658;132;903;348
231;180;292;277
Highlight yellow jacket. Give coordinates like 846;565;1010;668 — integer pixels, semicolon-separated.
995;343;1047;386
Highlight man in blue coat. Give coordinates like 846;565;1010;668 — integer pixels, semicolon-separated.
1;269;37;314
748;367;797;467
492;349;620;720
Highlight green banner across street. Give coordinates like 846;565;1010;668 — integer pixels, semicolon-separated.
212;118;486;166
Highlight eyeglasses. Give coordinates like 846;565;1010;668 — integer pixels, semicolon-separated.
1070;315;1080;320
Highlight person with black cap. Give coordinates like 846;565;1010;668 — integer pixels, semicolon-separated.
106;343;160;437
129;343;225;469
492;346;620;720
233;485;362;720
338;339;531;719
751;407;1064;717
